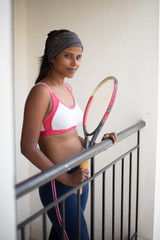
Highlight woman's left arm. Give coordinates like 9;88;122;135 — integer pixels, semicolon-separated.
101;132;117;144
79;132;117;147
79;136;86;148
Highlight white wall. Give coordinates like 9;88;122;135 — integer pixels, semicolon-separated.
15;0;159;239
153;1;160;239
0;0;16;239
14;0;30;237
14;0;29;184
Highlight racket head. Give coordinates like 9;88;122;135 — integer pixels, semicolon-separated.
83;76;118;137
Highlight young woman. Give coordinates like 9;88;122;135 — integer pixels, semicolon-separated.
21;29;117;240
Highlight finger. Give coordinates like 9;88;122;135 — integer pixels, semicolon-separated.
79;168;88;173
81;170;89;180
109;133;117;143
104;133;109;138
111;132;117;143
102;132;117;143
79;168;89;174
101;134;109;141
83;169;89;174
82;171;89;179
78;169;89;179
82;174;88;181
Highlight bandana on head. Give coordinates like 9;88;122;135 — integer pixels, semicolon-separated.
47;31;83;62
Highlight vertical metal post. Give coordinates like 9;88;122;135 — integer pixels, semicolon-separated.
135;131;140;240
112;165;115;240
61;200;65;240
42;213;47;240
128;153;132;239
91;156;95;240
120;158;124;240
21;227;25;240
77;189;81;240
102;171;106;240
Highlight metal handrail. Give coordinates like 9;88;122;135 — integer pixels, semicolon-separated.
15;120;146;199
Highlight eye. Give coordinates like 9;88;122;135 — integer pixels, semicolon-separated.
76;55;82;61
64;54;71;59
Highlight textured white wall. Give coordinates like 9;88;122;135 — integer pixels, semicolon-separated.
14;0;29;184
15;0;159;239
153;1;160;239
14;0;30;238
0;0;16;239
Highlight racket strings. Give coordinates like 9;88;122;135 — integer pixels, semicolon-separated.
85;79;115;134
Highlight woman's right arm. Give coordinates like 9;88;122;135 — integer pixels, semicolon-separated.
21;85;55;170
21;85;88;186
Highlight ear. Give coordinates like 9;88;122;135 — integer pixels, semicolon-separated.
51;59;54;64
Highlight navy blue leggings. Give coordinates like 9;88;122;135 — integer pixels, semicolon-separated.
39;179;89;240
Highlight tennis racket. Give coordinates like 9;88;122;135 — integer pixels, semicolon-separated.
80;76;118;169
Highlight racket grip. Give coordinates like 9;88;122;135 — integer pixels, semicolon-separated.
79;160;89;194
75;187;82;194
80;160;89;169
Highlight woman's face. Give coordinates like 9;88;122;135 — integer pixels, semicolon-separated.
51;47;83;78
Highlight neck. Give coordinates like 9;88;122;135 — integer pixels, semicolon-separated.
46;68;65;86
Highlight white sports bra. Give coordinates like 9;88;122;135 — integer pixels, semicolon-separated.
36;82;83;136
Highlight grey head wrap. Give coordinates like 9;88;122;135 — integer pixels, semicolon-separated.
47;31;83;62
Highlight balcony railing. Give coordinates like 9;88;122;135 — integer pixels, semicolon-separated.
16;120;146;240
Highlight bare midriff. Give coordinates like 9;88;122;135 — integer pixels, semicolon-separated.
38;128;84;165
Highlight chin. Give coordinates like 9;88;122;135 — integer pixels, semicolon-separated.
66;73;76;78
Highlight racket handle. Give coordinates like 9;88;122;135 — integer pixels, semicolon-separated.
78;159;89;194
80;160;89;169
75;161;88;195
74;188;82;194
85;136;89;149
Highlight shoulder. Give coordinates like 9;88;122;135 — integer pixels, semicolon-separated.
30;83;51;97
25;83;51;106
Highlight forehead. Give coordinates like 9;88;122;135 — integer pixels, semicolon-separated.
62;46;83;55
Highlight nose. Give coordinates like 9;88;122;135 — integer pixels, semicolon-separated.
71;57;80;67
71;58;76;67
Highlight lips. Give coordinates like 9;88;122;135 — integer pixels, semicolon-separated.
67;68;77;73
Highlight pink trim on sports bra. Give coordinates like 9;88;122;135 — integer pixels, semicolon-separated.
35;82;83;136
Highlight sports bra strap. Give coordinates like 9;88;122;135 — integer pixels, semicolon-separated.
36;82;53;93
36;82;71;93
